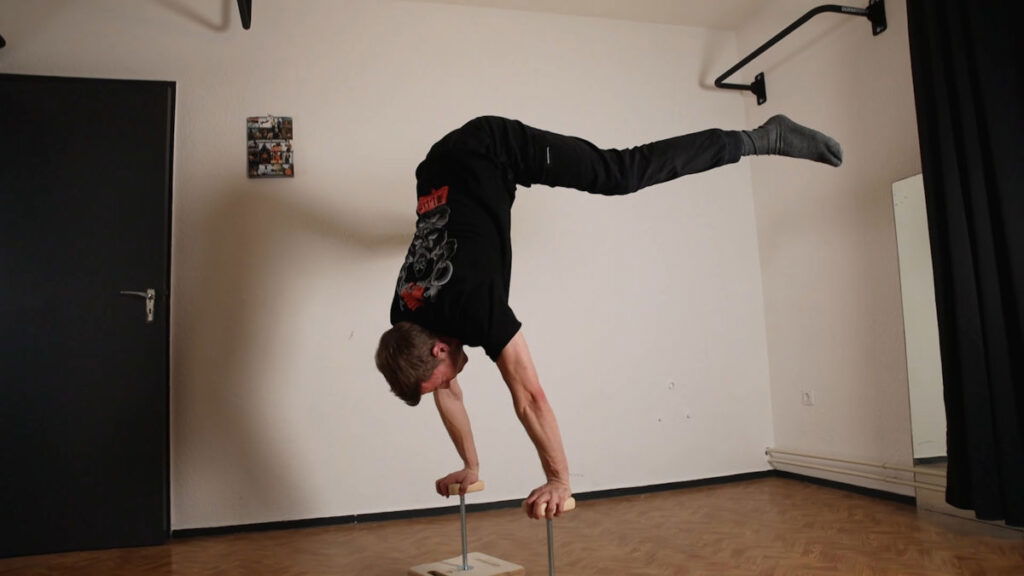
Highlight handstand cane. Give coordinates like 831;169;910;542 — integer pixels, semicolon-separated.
449;481;486;570
523;497;577;576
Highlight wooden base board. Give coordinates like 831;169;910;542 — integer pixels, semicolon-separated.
408;552;524;576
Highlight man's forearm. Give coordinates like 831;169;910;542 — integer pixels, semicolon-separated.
513;390;570;484
497;332;570;485
434;379;480;470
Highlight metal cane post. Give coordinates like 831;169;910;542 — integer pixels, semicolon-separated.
527;497;575;576
459;493;470;571
546;517;556;576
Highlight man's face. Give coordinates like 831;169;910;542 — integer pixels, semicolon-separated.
419;342;468;395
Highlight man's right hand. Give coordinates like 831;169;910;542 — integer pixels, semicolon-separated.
435;467;479;497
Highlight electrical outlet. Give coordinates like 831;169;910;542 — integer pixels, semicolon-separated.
801;391;815;406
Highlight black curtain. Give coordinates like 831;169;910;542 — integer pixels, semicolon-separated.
907;0;1024;526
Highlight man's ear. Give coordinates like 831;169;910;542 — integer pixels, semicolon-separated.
431;339;448;358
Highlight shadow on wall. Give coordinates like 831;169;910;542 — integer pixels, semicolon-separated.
174;185;410;524
155;0;233;32
0;0;76;50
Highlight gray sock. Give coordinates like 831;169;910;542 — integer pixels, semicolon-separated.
740;115;843;167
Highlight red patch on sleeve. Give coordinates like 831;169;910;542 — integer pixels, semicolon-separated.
400;284;426;310
417;186;449;214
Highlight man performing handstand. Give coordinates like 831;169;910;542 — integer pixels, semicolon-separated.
375;115;841;519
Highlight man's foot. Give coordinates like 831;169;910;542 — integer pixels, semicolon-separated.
741;115;843;166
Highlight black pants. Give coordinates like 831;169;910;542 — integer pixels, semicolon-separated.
427;116;744;196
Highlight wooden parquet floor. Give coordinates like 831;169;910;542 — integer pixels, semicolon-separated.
2;477;1021;575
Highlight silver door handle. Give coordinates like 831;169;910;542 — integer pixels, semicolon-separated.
120;289;156;323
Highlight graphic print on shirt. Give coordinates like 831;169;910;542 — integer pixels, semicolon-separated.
397;186;457;311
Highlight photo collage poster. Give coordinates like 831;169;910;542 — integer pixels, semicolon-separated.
247;116;294;177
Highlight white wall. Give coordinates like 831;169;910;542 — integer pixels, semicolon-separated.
893;174;945;459
1;0;775;529
736;0;921;494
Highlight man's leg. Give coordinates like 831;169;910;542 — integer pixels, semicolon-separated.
534;127;744;196
467;115;841;196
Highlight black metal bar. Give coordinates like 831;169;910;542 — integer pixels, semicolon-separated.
714;0;886;105
237;0;252;30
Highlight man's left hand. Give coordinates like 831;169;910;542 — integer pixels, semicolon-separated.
523;480;572;519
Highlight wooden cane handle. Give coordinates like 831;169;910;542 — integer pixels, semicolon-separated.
522;496;576;516
447;480;485;496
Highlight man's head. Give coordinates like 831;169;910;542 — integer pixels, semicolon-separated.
375;322;468;406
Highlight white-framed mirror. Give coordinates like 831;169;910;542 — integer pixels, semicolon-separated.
892;174;946;462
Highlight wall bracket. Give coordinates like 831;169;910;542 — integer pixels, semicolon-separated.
237;0;252;30
714;0;886;105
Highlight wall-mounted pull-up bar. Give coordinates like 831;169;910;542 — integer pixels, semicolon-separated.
715;0;887;105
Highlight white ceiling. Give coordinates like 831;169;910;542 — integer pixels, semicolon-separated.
405;0;769;30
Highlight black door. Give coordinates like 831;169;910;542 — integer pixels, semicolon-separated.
0;74;173;557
